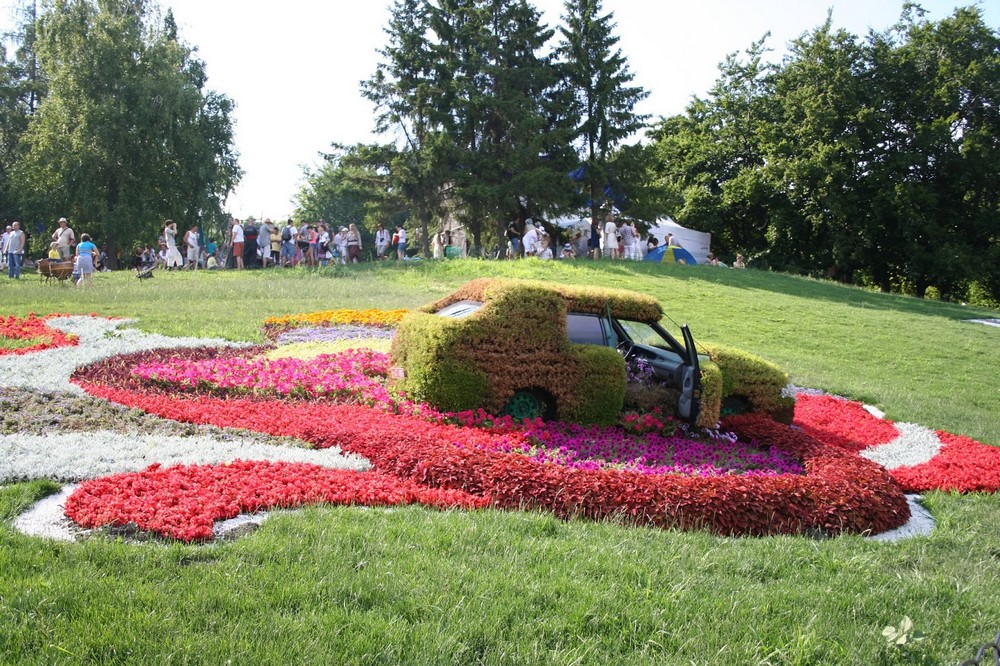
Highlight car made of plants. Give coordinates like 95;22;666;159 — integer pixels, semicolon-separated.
389;278;793;427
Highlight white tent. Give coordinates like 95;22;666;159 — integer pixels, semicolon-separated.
645;218;712;264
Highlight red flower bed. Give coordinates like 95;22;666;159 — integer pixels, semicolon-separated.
889;432;1000;493
792;392;1000;493
0;314;78;355
65;460;487;542
72;351;912;538
792;394;898;452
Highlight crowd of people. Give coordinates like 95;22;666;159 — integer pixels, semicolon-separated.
1;216;105;286
1;212;747;284
505;212;679;262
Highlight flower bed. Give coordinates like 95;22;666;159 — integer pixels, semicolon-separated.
64;461;486;542
794;393;1000;493
262;309;408;339
0;314;78;355
72;349;912;538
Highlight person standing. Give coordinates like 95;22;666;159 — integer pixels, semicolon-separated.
346;223;363;263
184;224;200;270
51;217;75;260
620;219;639;260
603;213;619;260
258;219;273;268
231;218;245;269
75;233;97;288
396;224;407;260
280;220;296;267
163;220;183;270
4;221;26;278
522;220;539;257
589;218;601;260
374;223;390;260
506;219;522;259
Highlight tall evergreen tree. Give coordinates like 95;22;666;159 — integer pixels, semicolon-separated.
557;0;648;225
429;0;574;250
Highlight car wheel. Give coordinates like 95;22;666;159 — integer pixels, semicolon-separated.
721;395;752;417
504;389;554;421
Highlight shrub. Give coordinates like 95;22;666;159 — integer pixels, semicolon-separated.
702;343;794;423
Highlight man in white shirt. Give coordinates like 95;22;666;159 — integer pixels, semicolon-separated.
375;223;390;259
51;217;75;260
231;218;244;269
184;225;199;270
522;220;539;257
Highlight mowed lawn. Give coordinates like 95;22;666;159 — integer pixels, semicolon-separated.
1;259;999;664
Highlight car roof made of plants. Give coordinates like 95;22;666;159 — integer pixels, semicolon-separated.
423;278;664;322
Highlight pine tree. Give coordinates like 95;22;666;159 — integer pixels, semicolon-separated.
557;0;648;226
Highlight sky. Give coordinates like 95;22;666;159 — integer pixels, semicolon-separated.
2;0;997;220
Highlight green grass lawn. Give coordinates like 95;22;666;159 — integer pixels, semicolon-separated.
2;260;999;664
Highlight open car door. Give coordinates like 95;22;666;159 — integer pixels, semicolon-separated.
677;324;701;423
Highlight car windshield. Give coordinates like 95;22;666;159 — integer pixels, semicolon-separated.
435;300;483;318
617;319;677;352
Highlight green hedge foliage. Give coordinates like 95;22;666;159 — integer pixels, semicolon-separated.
701;343;794;423
393;281;626;423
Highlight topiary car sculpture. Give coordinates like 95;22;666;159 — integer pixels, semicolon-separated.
390;278;793;427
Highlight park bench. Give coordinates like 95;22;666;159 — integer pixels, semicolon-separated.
37;259;75;284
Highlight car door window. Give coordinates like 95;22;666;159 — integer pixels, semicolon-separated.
566;314;608;346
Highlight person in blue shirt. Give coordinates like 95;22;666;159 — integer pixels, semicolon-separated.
75;233;97;288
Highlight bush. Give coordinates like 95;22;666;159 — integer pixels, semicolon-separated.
702;343;794;423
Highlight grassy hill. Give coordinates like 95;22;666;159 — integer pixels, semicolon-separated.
3;260;1000;664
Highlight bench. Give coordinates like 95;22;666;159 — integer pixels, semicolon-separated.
37;259;75;284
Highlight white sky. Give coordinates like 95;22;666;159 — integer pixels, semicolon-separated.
3;0;997;220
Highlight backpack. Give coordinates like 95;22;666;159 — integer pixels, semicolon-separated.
281;226;291;241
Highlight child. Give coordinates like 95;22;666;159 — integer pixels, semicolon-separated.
48;242;62;260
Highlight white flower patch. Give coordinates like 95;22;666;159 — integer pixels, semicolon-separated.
859;422;943;470
0;316;251;394
0;430;370;484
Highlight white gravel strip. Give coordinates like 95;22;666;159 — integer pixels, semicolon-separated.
0;316;250;394
967;318;1000;328
14;485;80;541
859;422;943;470
0;430;370;484
867;495;934;542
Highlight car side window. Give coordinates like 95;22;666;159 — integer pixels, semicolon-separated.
566;314;608;346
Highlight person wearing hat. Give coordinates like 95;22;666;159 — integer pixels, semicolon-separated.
52;217;75;260
522;219;539;257
560;243;576;259
334;226;349;265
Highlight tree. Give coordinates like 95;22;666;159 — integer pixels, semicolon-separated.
650;37;780;261
864;5;1000;298
12;0;240;264
362;0;446;256
426;0;576;251
557;0;648;225
295;143;405;235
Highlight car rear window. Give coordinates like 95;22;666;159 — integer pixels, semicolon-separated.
435;300;483;318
